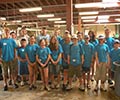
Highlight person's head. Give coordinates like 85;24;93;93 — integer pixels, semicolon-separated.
49;36;59;51
10;31;16;39
84;35;90;43
50;36;58;44
39;39;46;47
4;27;10;38
104;28;111;38
20;26;27;36
98;35;105;44
77;32;83;40
54;29;60;36
29;35;35;44
20;38;27;47
88;30;96;41
64;34;71;43
71;34;78;44
42;27;47;35
114;39;120;49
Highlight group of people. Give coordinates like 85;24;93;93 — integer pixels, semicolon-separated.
0;27;119;94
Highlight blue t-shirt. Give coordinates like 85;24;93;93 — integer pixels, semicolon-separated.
95;43;110;62
36;47;51;64
105;37;114;51
50;44;63;65
18;47;26;59
57;36;63;44
110;48;120;70
0;38;17;61
83;43;95;67
25;44;39;63
69;43;84;67
89;39;99;47
78;40;85;46
61;40;72;66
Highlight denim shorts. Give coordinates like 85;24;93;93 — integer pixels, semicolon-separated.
49;64;61;75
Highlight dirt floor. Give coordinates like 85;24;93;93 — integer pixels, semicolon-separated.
0;81;120;100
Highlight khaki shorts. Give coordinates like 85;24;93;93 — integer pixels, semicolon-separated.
95;62;107;82
2;60;17;77
68;65;82;78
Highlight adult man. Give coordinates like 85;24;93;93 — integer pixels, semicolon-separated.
0;28;18;91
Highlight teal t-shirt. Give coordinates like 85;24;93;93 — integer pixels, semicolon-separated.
95;43;110;62
0;38;17;61
50;44;63;65
36;47;51;64
25;44;39;63
69;43;84;67
83;43;95;67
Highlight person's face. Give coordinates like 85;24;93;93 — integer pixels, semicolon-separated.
30;36;35;44
40;40;46;47
105;29;110;37
114;43;119;48
4;29;10;37
11;33;16;39
42;29;47;35
21;29;27;36
54;30;60;36
99;39;105;44
51;37;57;44
65;37;71;43
85;37;90;43
21;41;26;47
77;34;83;40
72;38;78;44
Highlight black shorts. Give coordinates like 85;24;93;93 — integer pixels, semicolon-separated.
82;67;90;73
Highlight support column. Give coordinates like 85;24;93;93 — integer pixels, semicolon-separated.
66;0;73;34
78;16;82;32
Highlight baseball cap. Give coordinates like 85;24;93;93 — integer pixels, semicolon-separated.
114;39;120;44
98;35;105;39
72;34;78;39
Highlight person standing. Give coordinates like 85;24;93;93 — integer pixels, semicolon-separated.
25;35;39;90
0;28;18;91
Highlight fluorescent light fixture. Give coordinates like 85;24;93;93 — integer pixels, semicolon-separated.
81;16;97;19
98;15;110;20
0;17;6;20
96;19;109;23
48;18;61;21
54;21;66;23
37;14;54;18
115;18;120;21
79;11;99;15
75;2;119;8
19;7;42;12
102;0;119;2
83;19;95;22
12;20;22;23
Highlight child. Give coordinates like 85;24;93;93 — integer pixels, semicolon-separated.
18;38;29;86
82;35;94;90
109;40;120;85
61;34;72;90
25;35;39;90
95;35;110;92
67;34;84;90
49;36;63;89
36;39;51;91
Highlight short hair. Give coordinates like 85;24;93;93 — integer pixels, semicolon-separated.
42;27;47;30
21;38;26;42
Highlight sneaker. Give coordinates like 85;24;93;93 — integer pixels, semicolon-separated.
13;83;19;89
3;85;8;91
45;86;51;92
56;84;60;89
20;81;24;86
66;84;72;91
40;85;45;91
32;85;37;89
62;84;67;91
8;80;12;85
79;85;85;91
29;85;33;90
51;84;55;89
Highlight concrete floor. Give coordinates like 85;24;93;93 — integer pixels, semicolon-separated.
0;81;120;100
